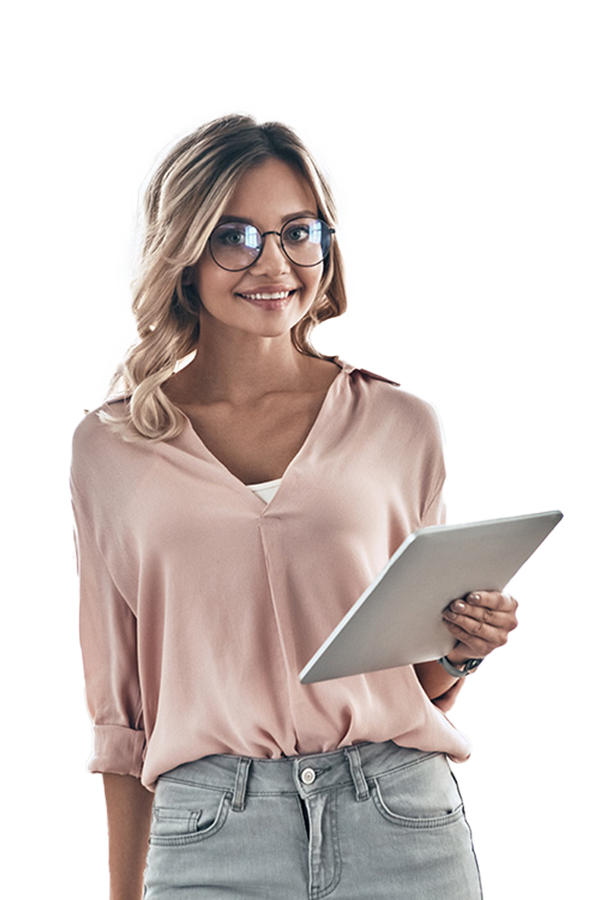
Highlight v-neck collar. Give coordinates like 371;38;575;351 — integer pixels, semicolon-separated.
195;356;401;518
175;358;357;514
107;355;402;518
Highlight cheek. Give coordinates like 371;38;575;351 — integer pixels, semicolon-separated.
195;265;235;306
302;265;324;302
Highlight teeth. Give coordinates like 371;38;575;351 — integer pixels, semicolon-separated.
242;291;291;300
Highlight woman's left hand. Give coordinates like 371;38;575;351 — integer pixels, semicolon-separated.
442;591;519;662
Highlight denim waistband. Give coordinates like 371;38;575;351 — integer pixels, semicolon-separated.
157;741;440;812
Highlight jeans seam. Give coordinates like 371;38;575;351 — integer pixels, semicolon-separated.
310;788;341;900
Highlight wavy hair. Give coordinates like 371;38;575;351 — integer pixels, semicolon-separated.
100;114;347;442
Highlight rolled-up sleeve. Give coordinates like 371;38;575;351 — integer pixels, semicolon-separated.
72;491;146;778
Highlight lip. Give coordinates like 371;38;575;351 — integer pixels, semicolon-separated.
241;294;294;311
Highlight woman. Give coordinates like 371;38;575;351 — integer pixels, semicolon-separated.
71;115;518;899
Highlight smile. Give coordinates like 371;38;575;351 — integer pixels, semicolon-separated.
238;291;294;301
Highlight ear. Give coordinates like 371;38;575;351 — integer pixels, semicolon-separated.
182;267;194;286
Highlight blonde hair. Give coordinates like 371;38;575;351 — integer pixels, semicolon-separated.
101;114;347;442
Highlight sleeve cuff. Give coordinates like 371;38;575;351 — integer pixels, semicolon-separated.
88;724;146;778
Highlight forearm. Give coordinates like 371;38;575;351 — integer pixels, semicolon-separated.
103;773;154;900
414;648;472;701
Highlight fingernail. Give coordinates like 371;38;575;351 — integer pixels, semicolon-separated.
452;600;466;612
468;593;481;603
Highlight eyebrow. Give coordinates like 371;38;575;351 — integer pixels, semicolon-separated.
216;210;319;226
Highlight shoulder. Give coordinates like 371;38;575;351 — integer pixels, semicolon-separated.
72;397;128;453
70;396;166;519
356;367;441;431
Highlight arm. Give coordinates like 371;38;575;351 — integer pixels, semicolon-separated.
414;647;473;702
103;774;154;900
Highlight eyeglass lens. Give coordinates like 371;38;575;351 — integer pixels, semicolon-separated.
209;217;332;271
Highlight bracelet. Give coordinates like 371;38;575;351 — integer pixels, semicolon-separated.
439;656;484;678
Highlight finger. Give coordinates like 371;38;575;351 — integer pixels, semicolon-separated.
443;614;507;646
464;591;518;614
442;601;506;631
443;597;516;643
444;592;518;629
442;620;503;658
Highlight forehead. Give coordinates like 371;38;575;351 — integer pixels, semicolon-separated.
223;158;317;223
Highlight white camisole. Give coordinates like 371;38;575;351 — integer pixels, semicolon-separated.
247;478;282;504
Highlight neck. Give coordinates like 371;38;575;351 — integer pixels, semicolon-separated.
176;317;316;406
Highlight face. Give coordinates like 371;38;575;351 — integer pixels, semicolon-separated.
194;158;324;340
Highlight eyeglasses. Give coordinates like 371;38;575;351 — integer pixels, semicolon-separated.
208;216;335;272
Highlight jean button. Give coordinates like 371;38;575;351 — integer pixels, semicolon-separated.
301;767;316;785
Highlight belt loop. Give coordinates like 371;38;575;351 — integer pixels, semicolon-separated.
232;757;251;812
344;745;369;802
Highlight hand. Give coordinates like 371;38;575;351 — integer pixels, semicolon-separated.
442;591;518;663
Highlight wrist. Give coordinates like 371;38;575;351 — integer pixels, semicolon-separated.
439;655;484;678
445;648;473;667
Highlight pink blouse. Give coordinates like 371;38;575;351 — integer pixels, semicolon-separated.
71;360;471;791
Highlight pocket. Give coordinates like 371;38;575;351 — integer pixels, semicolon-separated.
149;785;231;846
371;753;465;829
151;806;203;838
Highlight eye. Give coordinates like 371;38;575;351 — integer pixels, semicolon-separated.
214;226;247;247
283;223;311;244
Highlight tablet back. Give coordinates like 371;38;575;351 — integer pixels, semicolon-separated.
299;510;563;684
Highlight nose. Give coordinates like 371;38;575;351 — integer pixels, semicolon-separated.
251;232;291;275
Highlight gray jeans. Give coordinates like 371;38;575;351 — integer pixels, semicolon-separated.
143;741;482;899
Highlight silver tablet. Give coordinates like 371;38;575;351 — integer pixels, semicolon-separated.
299;510;563;684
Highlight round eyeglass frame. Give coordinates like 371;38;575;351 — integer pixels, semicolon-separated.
208;216;336;272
